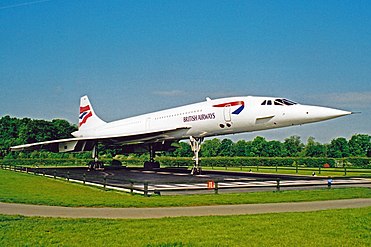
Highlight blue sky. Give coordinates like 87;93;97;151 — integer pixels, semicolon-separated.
1;0;370;143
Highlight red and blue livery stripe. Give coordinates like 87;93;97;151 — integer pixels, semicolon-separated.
79;105;92;127
212;101;245;115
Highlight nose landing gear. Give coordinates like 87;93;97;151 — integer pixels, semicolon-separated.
190;136;204;175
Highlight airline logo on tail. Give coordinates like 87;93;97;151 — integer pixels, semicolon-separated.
79;105;93;127
213;101;245;114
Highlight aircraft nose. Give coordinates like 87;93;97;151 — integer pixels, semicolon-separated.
305;106;352;121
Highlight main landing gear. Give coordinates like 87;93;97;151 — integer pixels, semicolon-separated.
88;144;104;171
141;138;204;174
190;136;204;175
144;144;160;169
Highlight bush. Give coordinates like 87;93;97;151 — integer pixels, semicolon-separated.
156;157;370;169
1;157;369;169
342;158;371;168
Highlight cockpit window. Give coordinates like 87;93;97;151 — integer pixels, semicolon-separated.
262;98;297;106
274;99;284;105
282;99;297;105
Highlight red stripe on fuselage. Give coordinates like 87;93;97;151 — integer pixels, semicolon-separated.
212;101;244;107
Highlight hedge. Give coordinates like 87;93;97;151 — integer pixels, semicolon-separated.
1;157;370;168
154;157;370;168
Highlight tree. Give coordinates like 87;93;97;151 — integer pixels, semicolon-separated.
0;116;77;158
348;134;371;157
327;137;350;158
264;140;285;157
0;116;20;149
18;119;54;143
52;119;77;139
201;138;221;157
219;139;234;156
172;142;193;157
304;137;327;157
283;135;304;157
250;136;267;157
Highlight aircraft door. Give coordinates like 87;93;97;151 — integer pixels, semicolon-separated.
145;117;151;130
223;105;231;122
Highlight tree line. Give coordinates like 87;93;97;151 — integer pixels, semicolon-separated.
171;135;371;158
1;116;370;158
0;116;77;158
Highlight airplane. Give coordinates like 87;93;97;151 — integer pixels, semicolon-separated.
11;95;352;174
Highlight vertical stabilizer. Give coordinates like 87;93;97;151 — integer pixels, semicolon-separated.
79;95;106;131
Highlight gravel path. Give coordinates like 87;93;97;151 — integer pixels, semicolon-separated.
1;198;370;219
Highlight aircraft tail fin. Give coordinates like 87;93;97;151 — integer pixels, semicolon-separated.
79;95;106;130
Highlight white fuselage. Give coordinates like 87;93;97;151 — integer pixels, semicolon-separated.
73;96;351;142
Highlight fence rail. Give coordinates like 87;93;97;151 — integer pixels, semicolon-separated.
1;164;370;196
207;165;371;176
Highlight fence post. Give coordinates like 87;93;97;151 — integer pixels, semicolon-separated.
144;182;148;197
130;181;134;195
276;178;280;191
67;171;70;181
344;167;347;176
275;164;278;172
103;176;107;190
83;173;86;184
257;164;259;172
214;181;219;194
53;170;56;179
319;167;321;175
240;165;242;171
43;170;45;176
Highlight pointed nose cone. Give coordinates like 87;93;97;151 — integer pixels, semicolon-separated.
322;107;352;119
306;106;352;122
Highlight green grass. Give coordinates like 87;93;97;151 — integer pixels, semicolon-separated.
1;169;370;207
1;207;370;246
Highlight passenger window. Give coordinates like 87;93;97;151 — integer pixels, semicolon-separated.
261;100;266;105
267;100;272;105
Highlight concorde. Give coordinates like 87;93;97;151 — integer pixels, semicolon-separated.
11;95;352;174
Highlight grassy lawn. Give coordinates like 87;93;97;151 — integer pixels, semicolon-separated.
1;207;370;246
1;169;370;207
